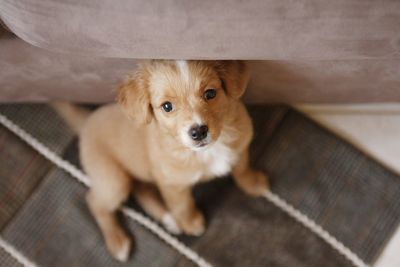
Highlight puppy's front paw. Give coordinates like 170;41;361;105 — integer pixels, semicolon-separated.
162;213;182;235
180;211;205;236
238;171;270;197
106;228;132;262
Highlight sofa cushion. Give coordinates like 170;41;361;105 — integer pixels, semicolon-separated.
0;0;400;60
1;36;400;103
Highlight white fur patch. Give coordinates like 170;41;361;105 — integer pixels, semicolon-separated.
115;238;131;262
179;123;238;179
192;113;203;125
161;213;182;234
198;140;237;177
176;60;190;83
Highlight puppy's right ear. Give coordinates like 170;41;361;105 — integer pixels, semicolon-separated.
117;70;152;124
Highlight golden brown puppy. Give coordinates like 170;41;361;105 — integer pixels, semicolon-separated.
53;60;269;261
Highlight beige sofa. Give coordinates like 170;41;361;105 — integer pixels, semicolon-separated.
1;0;400;103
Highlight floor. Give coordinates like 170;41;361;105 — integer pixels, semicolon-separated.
297;104;400;267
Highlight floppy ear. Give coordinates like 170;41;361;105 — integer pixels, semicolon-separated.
215;61;250;99
117;70;153;124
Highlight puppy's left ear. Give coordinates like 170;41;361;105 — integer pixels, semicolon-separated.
117;70;153;124
215;61;250;99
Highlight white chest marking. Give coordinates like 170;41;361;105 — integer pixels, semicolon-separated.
197;141;237;178
175;60;190;83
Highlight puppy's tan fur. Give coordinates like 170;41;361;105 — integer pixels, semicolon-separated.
54;60;269;261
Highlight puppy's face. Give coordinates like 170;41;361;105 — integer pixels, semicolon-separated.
118;60;249;150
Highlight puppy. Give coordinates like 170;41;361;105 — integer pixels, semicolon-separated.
53;60;269;261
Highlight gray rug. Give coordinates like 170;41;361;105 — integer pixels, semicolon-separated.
0;104;399;267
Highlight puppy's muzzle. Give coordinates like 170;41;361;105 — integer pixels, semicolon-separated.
189;124;208;142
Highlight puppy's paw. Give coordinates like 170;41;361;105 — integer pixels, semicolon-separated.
162;213;182;235
238;171;270;197
180;211;206;236
106;228;132;262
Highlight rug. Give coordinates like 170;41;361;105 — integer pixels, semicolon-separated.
0;104;399;267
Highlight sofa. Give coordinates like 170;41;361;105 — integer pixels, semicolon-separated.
1;0;400;103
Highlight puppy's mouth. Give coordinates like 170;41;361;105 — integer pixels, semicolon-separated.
194;141;210;148
182;135;212;151
191;135;215;151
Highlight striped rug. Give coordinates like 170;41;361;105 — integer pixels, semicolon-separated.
0;104;399;267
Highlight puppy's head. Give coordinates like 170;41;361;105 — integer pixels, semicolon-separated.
118;60;249;150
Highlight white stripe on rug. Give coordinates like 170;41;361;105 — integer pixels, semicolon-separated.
0;237;38;267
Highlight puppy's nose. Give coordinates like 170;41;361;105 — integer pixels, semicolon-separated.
189;124;208;141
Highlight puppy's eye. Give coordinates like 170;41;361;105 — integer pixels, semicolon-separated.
161;101;173;112
204;89;217;100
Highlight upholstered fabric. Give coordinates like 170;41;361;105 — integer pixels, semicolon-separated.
1;35;400;103
1;0;400;60
1;1;400;103
0;33;135;102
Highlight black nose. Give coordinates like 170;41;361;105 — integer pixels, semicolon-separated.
189;125;208;141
